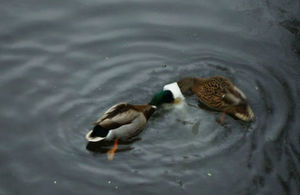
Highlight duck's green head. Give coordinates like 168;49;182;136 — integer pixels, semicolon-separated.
149;90;177;106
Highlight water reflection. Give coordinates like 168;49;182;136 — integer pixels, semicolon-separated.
280;18;300;55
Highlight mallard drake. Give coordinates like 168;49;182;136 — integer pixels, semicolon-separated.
86;88;184;160
149;83;185;106
86;103;156;160
175;76;254;122
86;103;156;142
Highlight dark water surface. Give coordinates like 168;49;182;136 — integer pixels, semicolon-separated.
1;0;300;194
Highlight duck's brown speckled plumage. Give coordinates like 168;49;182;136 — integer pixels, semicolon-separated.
178;76;254;122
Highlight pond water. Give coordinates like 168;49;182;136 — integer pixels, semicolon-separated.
1;0;299;194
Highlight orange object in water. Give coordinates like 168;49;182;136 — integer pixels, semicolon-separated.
107;139;118;160
219;112;226;124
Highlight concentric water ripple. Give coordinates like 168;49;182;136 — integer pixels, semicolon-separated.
0;0;299;194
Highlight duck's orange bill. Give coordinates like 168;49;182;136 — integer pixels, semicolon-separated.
107;139;118;161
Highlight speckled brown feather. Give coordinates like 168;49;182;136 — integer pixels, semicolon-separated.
178;76;254;121
192;76;235;109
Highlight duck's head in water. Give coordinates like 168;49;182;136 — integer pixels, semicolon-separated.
149;82;185;106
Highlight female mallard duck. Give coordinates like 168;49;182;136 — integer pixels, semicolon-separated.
172;76;254;122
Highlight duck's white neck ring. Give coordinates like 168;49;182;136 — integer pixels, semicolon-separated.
163;82;185;100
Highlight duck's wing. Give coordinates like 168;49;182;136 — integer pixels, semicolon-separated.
222;85;247;106
192;77;230;108
95;103;126;122
222;90;241;106
96;103;140;130
193;77;247;110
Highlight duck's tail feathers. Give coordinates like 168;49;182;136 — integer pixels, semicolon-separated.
85;130;106;142
234;106;255;122
86;124;110;142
